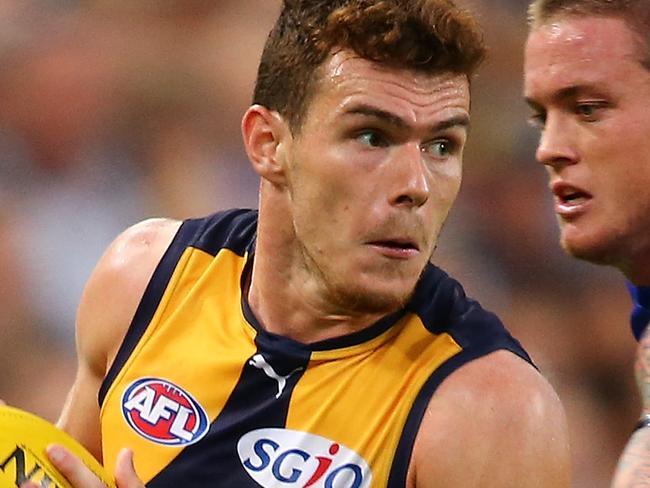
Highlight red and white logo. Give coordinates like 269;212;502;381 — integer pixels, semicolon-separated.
237;428;372;488
121;377;209;446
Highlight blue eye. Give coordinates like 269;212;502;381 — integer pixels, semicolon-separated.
576;102;605;121
357;130;388;148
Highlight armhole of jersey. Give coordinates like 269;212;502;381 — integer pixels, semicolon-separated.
97;218;205;406
386;336;532;488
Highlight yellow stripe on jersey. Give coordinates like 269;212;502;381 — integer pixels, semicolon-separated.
287;318;461;486
100;248;254;483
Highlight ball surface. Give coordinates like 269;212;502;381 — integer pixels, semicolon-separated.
0;405;115;487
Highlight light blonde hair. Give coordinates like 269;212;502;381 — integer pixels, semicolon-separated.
528;0;650;69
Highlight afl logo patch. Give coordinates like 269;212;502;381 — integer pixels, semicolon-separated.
121;377;209;446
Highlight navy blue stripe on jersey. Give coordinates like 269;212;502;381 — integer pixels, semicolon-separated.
98;218;206;406
189;208;257;258
383;262;535;485
147;337;310;486
409;264;533;365
308;309;406;351
386;336;522;488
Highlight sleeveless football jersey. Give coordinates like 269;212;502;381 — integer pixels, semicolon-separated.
99;209;532;488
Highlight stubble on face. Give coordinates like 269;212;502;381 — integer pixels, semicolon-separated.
280;51;467;317
293;212;433;315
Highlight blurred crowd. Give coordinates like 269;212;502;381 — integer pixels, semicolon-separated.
0;1;636;486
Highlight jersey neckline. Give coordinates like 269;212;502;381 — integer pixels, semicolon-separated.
239;251;409;354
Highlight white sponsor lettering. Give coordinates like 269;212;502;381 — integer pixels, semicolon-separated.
237;428;372;488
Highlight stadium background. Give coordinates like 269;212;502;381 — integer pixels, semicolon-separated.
0;1;636;486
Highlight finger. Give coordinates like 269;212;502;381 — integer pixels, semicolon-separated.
115;449;145;488
47;444;107;488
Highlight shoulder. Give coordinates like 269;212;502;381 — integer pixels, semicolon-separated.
76;218;183;375
411;265;497;335
410;350;570;488
412;266;531;359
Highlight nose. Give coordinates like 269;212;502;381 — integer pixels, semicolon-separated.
389;143;430;208
535;113;579;170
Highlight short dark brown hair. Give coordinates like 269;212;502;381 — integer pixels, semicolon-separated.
253;0;486;132
528;0;650;69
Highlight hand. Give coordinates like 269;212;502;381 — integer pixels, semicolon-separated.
611;328;650;487
19;445;145;488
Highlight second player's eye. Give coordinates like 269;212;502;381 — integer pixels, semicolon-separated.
527;111;547;130
356;130;389;148
575;102;606;122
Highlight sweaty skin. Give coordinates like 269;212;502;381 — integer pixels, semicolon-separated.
525;14;650;488
525;17;650;280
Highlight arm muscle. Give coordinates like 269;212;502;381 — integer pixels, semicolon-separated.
57;218;181;460
410;350;571;488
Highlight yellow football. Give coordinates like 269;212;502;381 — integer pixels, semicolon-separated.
0;405;115;488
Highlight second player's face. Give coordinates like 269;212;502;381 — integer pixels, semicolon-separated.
283;51;470;313
524;16;650;277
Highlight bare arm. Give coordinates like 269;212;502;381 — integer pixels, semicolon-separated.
410;350;571;488
611;331;650;487
56;218;182;461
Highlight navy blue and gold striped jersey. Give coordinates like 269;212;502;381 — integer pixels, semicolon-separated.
99;209;532;488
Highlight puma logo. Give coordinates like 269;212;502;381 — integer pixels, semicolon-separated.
249;354;303;399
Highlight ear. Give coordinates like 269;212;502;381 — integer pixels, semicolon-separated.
241;104;292;186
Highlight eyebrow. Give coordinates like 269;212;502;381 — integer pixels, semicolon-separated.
344;104;470;132
525;84;601;108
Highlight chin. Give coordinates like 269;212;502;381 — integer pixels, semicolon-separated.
560;233;622;267
345;292;411;315
318;254;426;315
330;280;415;315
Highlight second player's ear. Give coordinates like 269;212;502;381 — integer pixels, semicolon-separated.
241;105;292;186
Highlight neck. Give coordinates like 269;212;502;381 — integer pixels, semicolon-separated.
617;247;650;286
247;193;386;344
624;268;650;288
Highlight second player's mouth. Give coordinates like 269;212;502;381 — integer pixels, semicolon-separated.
552;182;593;217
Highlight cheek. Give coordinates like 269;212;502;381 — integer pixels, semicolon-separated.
289;171;355;246
589;128;641;189
431;164;462;204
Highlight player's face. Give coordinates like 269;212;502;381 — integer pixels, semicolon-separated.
283;51;470;313
525;16;650;278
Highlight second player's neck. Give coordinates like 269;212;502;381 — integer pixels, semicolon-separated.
618;250;650;286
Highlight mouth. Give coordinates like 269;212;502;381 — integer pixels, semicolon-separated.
551;182;593;216
552;182;592;204
367;239;420;259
